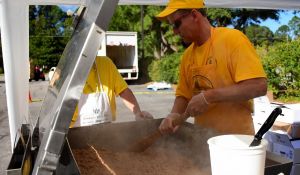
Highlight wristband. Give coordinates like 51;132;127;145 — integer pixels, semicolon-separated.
200;92;209;105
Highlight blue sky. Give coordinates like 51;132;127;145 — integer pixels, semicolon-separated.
59;5;78;12
260;11;299;33
59;5;298;33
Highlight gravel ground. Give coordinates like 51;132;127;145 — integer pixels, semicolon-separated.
0;76;10;175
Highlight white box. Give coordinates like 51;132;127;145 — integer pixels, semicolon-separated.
273;142;294;160
278;104;300;123
271;121;300;139
253;96;271;117
266;130;292;145
263;132;273;152
253;102;300;124
264;131;300;164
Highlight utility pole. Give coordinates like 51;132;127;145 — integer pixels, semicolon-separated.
140;5;144;60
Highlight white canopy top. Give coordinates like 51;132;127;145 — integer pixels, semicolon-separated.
118;0;300;9
24;0;300;9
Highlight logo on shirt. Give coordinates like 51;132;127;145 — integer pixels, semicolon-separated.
206;56;216;65
192;75;213;95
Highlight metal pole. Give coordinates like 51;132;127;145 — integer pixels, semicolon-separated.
140;5;144;60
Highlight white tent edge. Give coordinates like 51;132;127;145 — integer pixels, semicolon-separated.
25;0;300;9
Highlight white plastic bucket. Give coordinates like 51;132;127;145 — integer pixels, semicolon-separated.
207;134;268;175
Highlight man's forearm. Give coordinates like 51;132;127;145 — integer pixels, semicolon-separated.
171;96;189;114
205;77;267;104
119;88;141;114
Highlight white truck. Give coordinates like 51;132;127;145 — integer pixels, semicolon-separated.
97;31;138;80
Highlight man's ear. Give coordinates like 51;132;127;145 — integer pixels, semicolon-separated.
191;9;198;16
190;9;199;22
191;9;200;21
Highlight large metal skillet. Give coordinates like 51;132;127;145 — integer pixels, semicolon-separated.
54;119;293;175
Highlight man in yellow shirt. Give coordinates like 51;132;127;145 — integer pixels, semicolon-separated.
70;56;152;127
157;0;267;135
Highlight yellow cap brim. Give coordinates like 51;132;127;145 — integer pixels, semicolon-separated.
156;8;178;21
156;0;205;21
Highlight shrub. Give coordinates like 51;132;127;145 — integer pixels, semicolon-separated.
261;39;300;98
149;52;183;84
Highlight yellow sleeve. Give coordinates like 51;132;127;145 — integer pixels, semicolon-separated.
229;31;266;82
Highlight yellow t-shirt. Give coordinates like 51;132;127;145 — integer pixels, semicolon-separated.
70;56;128;127
176;27;266;135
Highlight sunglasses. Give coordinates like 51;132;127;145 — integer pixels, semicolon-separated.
172;12;191;30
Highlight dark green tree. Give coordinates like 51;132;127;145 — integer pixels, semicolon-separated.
29;5;72;69
207;9;281;32
109;5;141;31
207;8;233;27
245;25;274;46
274;25;291;42
288;16;300;39
109;5;182;60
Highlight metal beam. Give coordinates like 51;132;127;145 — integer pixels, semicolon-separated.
32;0;119;174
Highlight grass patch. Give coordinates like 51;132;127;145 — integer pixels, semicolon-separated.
274;96;300;104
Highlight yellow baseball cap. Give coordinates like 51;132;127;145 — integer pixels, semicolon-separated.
156;0;205;20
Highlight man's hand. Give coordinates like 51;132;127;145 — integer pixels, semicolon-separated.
159;113;180;134
186;92;209;117
135;111;154;121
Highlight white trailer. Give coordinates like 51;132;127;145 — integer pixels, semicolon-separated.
97;31;139;80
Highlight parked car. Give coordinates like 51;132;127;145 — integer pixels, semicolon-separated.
29;65;45;81
48;67;56;81
147;82;172;91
